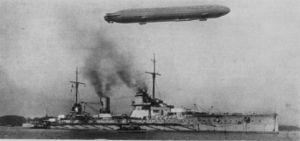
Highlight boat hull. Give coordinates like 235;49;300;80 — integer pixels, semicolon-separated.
48;114;278;133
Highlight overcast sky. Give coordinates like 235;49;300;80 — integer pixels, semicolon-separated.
0;0;299;126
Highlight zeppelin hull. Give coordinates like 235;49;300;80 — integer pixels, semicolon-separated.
104;5;230;24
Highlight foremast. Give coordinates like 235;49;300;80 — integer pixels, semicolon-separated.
146;54;161;99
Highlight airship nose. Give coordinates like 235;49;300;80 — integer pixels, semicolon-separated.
221;6;230;15
212;5;230;17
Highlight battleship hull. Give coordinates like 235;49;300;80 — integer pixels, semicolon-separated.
48;113;278;133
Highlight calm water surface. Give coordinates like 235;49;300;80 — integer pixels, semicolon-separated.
0;127;299;140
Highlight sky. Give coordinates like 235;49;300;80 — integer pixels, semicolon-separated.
0;0;299;126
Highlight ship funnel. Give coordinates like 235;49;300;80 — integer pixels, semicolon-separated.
100;96;110;113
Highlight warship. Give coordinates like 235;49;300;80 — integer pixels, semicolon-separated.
31;56;278;133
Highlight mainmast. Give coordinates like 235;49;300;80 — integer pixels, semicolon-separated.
146;54;161;99
70;68;85;104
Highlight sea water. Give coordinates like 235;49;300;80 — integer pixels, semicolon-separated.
0;126;299;140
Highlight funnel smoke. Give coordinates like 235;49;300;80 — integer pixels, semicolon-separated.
83;35;147;98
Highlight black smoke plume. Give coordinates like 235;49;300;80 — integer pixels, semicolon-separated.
83;35;147;98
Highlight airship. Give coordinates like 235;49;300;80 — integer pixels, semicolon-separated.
104;5;230;24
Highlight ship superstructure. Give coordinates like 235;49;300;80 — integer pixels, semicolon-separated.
130;90;278;132
32;57;278;133
128;55;278;133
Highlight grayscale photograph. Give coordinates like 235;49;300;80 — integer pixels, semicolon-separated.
0;0;299;140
